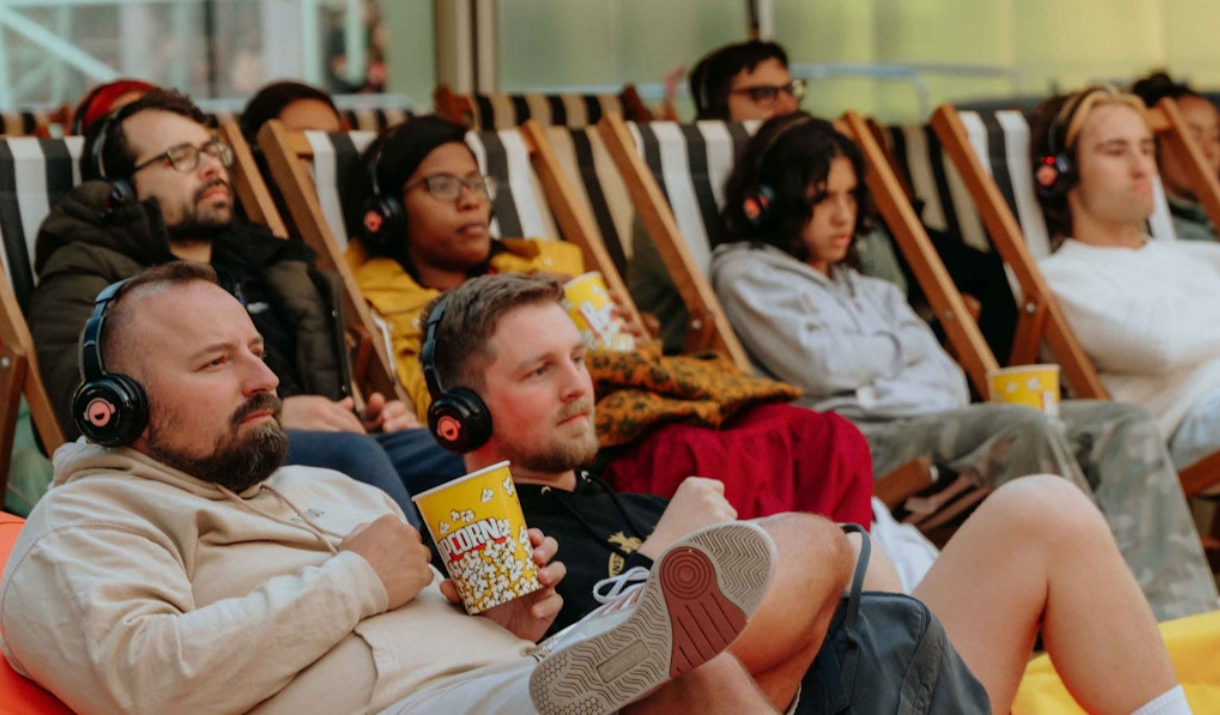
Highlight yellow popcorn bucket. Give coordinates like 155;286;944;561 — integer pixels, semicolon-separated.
412;461;541;613
988;365;1060;418
562;271;636;352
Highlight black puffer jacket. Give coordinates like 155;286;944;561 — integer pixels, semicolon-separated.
30;180;350;439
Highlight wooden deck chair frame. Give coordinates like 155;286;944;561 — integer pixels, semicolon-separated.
596;114;752;369
254;119;404;404
216;119;289;239
930;101;1220;499
0;275;64;505
437;84;653;129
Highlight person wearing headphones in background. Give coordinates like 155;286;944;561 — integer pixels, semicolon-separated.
709;111;1217;622
27;88;466;518
343;115;877;524
1034;85;1220;478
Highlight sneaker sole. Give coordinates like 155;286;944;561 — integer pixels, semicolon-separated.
529;521;777;715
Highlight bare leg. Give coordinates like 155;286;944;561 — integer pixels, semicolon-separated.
845;530;905;592
728;513;854;711
625;653;779;714
913;475;1177;714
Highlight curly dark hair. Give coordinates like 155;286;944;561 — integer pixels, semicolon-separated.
721;111;872;268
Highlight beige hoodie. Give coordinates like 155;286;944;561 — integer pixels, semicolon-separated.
0;440;531;714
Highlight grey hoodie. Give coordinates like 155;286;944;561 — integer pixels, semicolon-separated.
710;242;968;427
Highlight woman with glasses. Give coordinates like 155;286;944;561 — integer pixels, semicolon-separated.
344;116;878;524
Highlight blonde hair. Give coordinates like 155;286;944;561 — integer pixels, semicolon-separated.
1057;85;1148;153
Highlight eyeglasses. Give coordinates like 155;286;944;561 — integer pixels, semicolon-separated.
406;173;498;203
729;79;807;106
132;137;234;174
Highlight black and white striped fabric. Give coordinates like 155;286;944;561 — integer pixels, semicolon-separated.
620;121;756;275
0;109;63;138
303;128;560;252
340;107;414;133
537;125;635;274
206;109;417;134
0;137;85;312
884;123;990;253
471;92;627;130
952;109;1176;259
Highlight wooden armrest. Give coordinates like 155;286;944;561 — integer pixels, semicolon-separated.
1178;449;1220;498
874;456;936;509
346;325;375;396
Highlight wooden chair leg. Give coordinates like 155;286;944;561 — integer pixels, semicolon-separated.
0;344;29;506
1206;504;1220;573
873;456;936;510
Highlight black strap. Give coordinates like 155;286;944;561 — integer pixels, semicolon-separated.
840;523;870;637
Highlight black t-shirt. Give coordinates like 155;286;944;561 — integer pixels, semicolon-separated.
210;253;306;397
516;473;669;637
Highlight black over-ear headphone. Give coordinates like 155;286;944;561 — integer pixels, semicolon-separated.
740;113;815;234
89;102;144;211
1034;88;1104;201
72;278;149;447
360;128;407;249
421;294;493;453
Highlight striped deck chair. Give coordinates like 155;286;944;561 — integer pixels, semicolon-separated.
0;137;76;503
881;121;991;255
931;102;1220;500
530;123;637;277
435;84;653;130
0;107;69;139
596;116;754;369
340;107;413;133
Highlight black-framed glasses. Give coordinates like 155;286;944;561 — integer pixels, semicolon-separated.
406;173;498;202
729;79;807;106
131;137;234;174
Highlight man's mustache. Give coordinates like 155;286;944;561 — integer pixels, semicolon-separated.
557;399;594;423
231;393;282;428
194;178;230;203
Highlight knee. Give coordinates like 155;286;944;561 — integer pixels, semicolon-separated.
983;475;1108;542
756;513;854;591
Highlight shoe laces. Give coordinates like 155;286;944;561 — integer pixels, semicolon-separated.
589;566;650;615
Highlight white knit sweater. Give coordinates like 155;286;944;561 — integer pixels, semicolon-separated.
1040;238;1220;438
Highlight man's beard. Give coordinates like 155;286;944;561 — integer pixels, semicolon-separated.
143;393;289;493
166;179;233;240
502;400;599;474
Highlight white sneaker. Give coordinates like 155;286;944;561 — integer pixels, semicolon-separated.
528;521;777;715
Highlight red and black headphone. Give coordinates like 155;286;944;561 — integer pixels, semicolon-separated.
420;294;493;453
73;278;149;447
1034;87;1109;201
740;113;816;233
